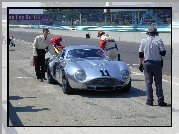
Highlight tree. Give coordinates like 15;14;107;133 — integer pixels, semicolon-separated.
41;5;107;26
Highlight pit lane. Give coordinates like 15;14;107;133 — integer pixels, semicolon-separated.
8;30;171;126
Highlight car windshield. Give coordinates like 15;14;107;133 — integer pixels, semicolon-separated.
66;49;107;59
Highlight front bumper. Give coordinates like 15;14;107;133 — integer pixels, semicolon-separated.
68;77;129;91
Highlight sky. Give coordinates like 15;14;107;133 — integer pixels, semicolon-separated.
2;2;41;8
110;2;154;6
9;9;43;14
2;2;43;14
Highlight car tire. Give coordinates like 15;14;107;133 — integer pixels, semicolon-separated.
121;78;131;92
62;71;73;94
47;66;55;84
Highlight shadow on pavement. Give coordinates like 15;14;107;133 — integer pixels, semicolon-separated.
8;96;50;126
69;86;146;98
9;96;37;100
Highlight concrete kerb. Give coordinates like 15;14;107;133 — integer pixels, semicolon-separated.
9;28;171;45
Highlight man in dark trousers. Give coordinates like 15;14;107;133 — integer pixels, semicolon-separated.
138;26;167;106
32;28;55;82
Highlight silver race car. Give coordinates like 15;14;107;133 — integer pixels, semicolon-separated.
47;45;131;94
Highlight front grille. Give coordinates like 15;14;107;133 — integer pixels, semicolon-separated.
85;78;123;86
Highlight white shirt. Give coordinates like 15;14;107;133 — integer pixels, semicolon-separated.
138;36;165;61
32;35;55;56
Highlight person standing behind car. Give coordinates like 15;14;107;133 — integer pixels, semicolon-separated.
97;30;120;61
32;28;56;82
138;26;167;107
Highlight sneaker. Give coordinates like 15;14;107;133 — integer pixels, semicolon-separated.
42;78;47;80
158;102;167;106
146;101;153;106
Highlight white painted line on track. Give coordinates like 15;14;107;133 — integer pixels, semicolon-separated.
14;77;33;79
131;71;143;75
131;71;177;85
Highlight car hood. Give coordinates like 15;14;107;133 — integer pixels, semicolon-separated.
75;58;115;67
67;58;130;82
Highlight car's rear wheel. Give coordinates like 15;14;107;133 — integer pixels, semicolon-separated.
62;71;73;94
47;66;55;84
121;78;131;92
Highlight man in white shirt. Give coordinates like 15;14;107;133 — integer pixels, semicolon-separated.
138;26;167;106
32;28;56;82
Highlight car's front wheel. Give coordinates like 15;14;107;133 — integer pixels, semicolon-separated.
121;78;131;92
62;71;73;94
47;66;55;84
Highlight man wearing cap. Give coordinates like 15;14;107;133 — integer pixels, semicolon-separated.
138;26;167;106
32;28;56;82
97;30;119;61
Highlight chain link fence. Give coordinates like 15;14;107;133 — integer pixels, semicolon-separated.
8;8;171;27
8;2;173;26
50;9;171;27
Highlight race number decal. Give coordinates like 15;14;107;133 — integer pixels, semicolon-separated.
100;69;111;77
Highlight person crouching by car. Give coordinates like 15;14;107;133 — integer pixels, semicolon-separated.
50;36;64;53
50;36;62;46
32;28;56;82
97;30;120;61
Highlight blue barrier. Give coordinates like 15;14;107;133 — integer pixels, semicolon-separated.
31;25;171;32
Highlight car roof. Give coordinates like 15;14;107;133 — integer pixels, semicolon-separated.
64;45;101;51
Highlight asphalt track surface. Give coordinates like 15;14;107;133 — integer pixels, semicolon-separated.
9;30;171;77
7;29;172;127
9;39;172;126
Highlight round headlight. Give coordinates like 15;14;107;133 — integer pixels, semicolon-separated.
121;70;129;81
75;70;86;81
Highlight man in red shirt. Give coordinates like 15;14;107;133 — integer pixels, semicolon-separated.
97;30;119;61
